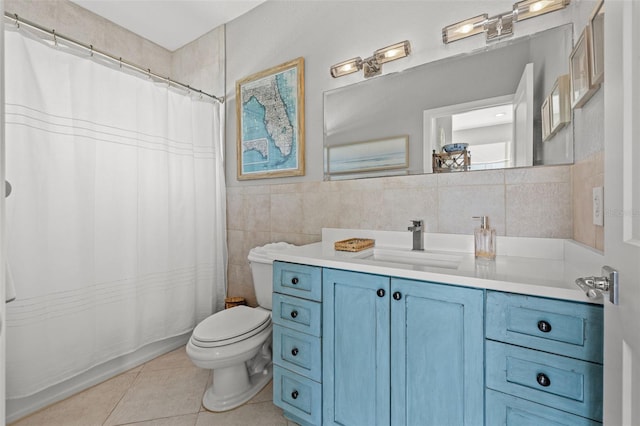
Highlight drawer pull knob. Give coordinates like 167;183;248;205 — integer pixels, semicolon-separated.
291;390;299;399
377;289;385;297
536;373;551;387
291;277;299;285
537;320;552;333
290;310;298;319
291;348;299;356
393;291;402;301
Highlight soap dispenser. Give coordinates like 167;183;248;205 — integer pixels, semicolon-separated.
472;216;496;260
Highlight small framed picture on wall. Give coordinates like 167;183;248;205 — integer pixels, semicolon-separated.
570;27;598;109
589;0;605;86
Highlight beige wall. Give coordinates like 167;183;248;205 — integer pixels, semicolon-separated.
6;0;172;76
227;165;573;305
6;0;225;98
573;153;604;251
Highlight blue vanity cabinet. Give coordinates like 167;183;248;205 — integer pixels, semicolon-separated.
390;278;484;426
272;261;323;426
485;291;604;424
322;269;484;426
322;268;391;426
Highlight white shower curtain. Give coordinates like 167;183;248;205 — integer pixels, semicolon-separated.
4;29;227;398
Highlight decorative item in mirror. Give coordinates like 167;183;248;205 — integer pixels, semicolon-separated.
236;58;305;180
432;148;471;173
589;0;604;86
541;97;552;142
549;74;571;137
570;27;599;109
325;135;409;178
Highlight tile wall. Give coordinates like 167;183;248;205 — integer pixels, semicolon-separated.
573;152;605;251
6;0;172;77
227;165;573;305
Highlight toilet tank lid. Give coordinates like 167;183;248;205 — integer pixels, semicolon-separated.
248;242;296;263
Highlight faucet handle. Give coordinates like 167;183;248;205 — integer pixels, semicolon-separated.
408;219;424;231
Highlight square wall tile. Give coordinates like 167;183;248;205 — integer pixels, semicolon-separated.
437;169;504;187
505;165;572;184
270;192;304;234
438;185;505;235
506;182;572;238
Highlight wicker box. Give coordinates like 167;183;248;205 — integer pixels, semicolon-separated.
334;238;375;252
225;296;247;309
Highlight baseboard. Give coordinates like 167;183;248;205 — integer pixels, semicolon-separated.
6;333;190;424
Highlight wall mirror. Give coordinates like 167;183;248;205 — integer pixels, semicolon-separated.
323;24;573;180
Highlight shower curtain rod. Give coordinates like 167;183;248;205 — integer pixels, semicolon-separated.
4;12;225;104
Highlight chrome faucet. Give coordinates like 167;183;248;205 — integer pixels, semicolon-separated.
408;220;424;251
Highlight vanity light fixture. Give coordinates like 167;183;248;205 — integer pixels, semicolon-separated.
330;57;363;78
330;40;411;79
442;0;569;44
442;14;488;43
514;0;571;21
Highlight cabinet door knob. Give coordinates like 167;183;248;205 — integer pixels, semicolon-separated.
377;289;385;297
393;291;402;300
291;348;299;356
290;310;298;318
291;277;299;285
291;390;299;399
537;320;552;333
536;373;551;387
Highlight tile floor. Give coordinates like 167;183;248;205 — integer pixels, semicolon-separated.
10;346;295;426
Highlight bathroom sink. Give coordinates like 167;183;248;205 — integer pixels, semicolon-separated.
362;247;463;270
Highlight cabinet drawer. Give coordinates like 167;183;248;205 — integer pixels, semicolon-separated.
272;293;321;337
273;326;321;381
486;389;602;425
274;365;321;426
486;341;603;422
274;262;322;301
486;291;603;363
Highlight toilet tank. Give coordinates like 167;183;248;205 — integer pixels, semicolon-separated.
248;242;296;310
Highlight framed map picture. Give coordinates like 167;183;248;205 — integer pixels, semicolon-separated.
236;58;305;180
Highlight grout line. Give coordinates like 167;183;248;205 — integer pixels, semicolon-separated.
101;363;143;425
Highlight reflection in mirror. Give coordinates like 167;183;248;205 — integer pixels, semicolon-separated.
324;24;573;180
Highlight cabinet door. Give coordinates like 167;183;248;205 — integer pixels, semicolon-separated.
391;279;484;426
323;269;390;426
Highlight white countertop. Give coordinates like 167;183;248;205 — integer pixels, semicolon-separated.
269;229;606;304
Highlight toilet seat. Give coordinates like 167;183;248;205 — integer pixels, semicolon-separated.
191;306;271;348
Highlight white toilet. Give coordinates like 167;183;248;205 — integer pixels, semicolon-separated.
186;242;294;412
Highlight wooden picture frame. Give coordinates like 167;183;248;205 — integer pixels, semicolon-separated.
589;0;605;86
549;74;571;136
326;135;409;175
570;27;598;109
541;97;551;142
236;58;305;180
